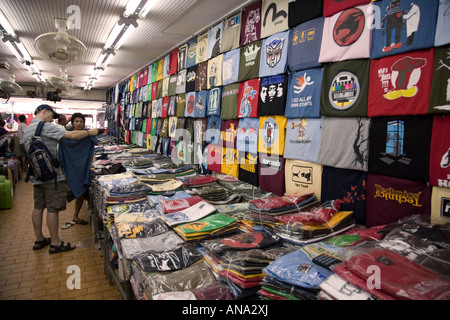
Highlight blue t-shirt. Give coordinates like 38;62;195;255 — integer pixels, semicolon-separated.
285;68;323;118
222;48;240;86
288;16;324;72
207;87;222;116
284;117;323;163
205;116;222;144
259;30;290;78
236;118;259;154
371;0;439;59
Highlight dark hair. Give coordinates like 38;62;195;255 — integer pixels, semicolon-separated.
19;115;27;123
0;120;5;127
70;112;86;124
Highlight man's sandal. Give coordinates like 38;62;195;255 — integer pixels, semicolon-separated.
32;238;51;250
49;241;76;254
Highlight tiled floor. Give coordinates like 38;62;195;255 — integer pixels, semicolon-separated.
0;175;121;300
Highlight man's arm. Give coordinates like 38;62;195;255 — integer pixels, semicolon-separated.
62;128;101;140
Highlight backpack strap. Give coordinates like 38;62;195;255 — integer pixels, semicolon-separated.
35;121;45;136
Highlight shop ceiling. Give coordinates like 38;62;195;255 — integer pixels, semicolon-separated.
0;0;253;97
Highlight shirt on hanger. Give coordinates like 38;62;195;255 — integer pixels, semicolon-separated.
237;78;260;118
222;48;240;86
221;12;242;53
241;1;262;46
284;117;322;163
260;0;290;39
259;30;290;78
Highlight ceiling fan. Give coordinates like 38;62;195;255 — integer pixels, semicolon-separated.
34;18;87;66
0;72;23;96
48;66;74;91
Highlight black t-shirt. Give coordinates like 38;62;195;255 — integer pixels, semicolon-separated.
288;0;323;28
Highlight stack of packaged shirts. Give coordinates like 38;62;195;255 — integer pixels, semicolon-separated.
332;248;450;300
273;210;355;245
115;218;169;240
216;174;272;202
173;213;238;242
146;190;192;212
181;175;233;203
108;201;160;223
132;245;203;273
146;179;184;195
103;182;151;205
157;195;205;215
152;281;234;300
160;200;217;227
247;194;319;231
260;243;343;300
202;231;282;299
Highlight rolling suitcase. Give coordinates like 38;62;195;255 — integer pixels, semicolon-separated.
0;175;13;209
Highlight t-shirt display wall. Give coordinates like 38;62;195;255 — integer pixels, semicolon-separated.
106;0;450;228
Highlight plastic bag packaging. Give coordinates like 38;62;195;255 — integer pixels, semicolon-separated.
201;231;281;252
120;231;184;259
343;248;450;300
143;261;217;299
263;249;333;290
278;200;340;225
116;218;169;239
134;245;203;272
151;281;234;300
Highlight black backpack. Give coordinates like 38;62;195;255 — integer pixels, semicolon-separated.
24;121;60;184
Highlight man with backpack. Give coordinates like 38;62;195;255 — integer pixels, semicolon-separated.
24;104;103;254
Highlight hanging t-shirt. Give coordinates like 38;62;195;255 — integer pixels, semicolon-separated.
161;96;169;118
151;82;158;102
365;173;431;227
284;117;322;163
429;45;450;114
259;30;290;78
194;118;207;144
222;147;238;178
431;186;450;225
288;0;323;28
323;0;371;17
258;115;287;156
319;4;373;63
157;58;164;81
168;96;176;117
430;115;450;189
175;117;186;141
186;38;197;69
241;1;262;46
207;143;222;173
321;166;367;225
207;54;223;89
258;74;288;116
160;117;169;138
221;13;242;53
288;17;324;72
258;153;285;196
163;54;170;79
222;48;240;86
162;77;169;97
320;59;370;117
368;49;434;117
368;115;433;183
194;143;210;175
221;83;239;120
435;1;450;47
206;116;222;144
239;40;262;82
236;118;260;154
370;0;439;59
237;151;259;187
317;117;371;172
178;44;187;71
285;68;323;118
184;118;195;143
207;22;223;59
285;159;322;200
196;32;209;64
168;116;177;138
207;87;222;116
184;92;196;118
221;119;239;149
176;69;186;95
261;0;290;39
151;62;158;83
237;78;260;118
156;79;163;99
168;74;177;96
195;61;208;92
186;66;197;93
195;90;208;118
169;49;178;76
175;94;186;118
155;98;162;118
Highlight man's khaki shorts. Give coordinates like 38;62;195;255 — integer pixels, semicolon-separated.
33;181;67;212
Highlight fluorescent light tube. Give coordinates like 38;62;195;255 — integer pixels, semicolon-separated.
0;9;16;38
